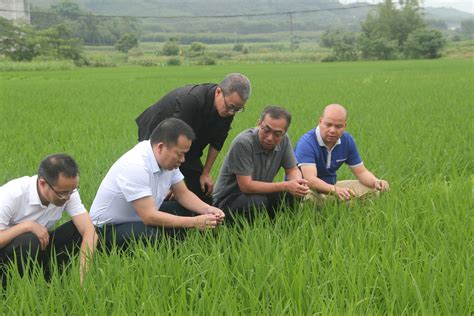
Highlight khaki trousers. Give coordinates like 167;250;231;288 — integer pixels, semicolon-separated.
305;180;379;206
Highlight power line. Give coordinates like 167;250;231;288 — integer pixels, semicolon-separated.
0;3;376;20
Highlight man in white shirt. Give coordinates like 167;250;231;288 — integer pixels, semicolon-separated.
90;118;225;249
0;154;97;283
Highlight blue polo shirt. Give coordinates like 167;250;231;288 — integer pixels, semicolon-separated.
294;127;363;185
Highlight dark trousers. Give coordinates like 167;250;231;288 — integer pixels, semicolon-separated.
0;221;82;281
97;201;195;250
180;166;213;205
216;192;294;224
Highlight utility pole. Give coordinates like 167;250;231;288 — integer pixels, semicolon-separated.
289;12;294;53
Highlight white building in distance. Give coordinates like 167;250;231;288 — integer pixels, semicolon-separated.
0;0;30;24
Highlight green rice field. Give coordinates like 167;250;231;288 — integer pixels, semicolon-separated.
0;59;472;313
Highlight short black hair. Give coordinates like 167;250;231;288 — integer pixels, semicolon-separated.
38;154;79;186
150;118;195;147
259;106;292;130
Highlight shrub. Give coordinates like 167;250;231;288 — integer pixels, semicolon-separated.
404;29;446;59
233;43;244;51
166;57;181;66
127;47;143;58
320;55;337;62
162;41;180;56
115;34;138;53
189;42;206;52
196;55;216;65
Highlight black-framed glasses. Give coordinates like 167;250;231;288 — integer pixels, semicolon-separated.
260;124;286;139
221;89;245;114
42;178;79;200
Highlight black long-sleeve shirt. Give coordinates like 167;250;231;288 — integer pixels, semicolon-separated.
135;84;233;172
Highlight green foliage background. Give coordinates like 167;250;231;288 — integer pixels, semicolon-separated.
0;60;472;313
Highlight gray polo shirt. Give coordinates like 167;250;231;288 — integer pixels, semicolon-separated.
213;128;297;203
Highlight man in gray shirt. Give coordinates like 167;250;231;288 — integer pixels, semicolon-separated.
213;106;309;222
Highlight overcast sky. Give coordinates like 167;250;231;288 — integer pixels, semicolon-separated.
342;1;474;13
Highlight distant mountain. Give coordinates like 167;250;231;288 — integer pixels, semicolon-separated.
28;1;473;35
424;7;473;28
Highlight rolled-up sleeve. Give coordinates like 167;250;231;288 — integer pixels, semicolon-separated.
65;191;86;217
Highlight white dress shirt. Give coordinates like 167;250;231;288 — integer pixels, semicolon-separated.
0;175;86;230
90;141;184;227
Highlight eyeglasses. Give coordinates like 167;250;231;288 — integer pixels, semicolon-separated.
221;89;244;114
42;178;79;200
260;124;286;139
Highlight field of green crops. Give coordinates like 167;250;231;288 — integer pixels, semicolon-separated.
0;59;472;314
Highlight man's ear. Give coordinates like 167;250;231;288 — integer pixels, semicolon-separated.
154;142;165;154
215;86;222;97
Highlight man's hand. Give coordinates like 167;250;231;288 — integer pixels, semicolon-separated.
203;205;225;224
193;214;219;231
333;186;355;201
199;173;214;196
374;179;390;191
285;179;310;197
26;221;49;250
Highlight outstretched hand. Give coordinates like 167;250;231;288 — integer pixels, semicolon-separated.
203;205;225;224
333;186;355;201
286;179;310;197
194;214;219;231
374;180;390;191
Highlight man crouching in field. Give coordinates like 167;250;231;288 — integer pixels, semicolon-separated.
0;154;97;285
89;118;225;249
213;106;309;223
294;104;389;204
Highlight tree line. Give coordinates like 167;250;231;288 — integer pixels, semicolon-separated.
320;0;448;61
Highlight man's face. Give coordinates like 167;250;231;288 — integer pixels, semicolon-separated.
215;87;246;118
257;114;288;151
318;111;347;147
155;135;192;170
39;174;79;206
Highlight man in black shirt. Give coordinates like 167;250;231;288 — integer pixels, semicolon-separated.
135;73;251;203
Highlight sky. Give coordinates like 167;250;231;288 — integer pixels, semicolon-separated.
342;0;474;13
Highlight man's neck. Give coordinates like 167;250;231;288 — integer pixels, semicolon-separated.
324;141;337;150
36;180;49;206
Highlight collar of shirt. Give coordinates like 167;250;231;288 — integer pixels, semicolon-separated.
145;140;161;174
315;126;341;150
207;85;217;113
28;175;47;209
252;127;281;154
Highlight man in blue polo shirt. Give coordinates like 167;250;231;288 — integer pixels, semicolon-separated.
294;104;389;203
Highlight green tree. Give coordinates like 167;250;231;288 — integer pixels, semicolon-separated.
31;2;141;46
0;18;83;62
189;42;206;52
50;1;82;20
358;0;440;60
357;33;398;60
320;30;355;48
162;39;180;56
115;33;138;53
35;24;83;61
404;28;446;59
0;18;38;61
460;19;474;39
